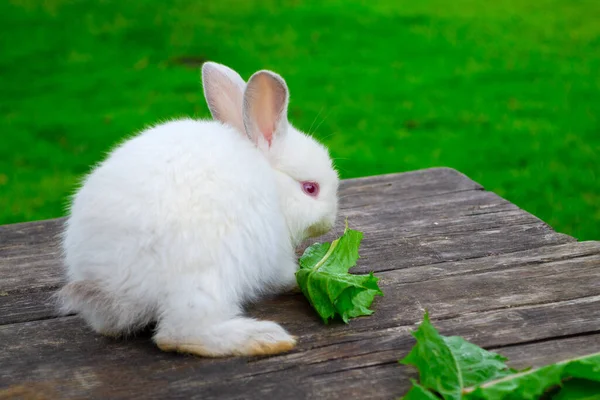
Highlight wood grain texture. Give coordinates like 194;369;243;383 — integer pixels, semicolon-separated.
1;167;599;399
2;297;599;399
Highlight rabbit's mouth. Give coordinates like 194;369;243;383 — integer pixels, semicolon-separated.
306;220;334;239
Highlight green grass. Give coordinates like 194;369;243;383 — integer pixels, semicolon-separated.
1;0;599;239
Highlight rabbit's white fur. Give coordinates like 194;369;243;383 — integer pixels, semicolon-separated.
57;62;339;357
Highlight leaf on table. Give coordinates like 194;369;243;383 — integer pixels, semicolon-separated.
399;311;600;400
295;222;383;323
399;312;515;400
463;352;600;400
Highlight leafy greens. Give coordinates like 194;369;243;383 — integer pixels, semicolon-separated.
401;312;600;400
295;223;382;323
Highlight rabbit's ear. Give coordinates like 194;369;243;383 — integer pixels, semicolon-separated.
242;70;289;150
202;62;246;134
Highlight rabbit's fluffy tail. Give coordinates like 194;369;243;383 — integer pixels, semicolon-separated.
55;280;153;336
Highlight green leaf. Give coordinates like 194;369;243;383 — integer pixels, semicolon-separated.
463;352;600;400
295;222;383;323
399;312;517;400
400;311;600;400
402;380;441;400
443;336;519;388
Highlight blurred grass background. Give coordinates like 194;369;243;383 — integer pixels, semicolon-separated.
0;0;598;239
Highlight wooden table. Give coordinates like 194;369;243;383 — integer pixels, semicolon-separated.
1;167;599;399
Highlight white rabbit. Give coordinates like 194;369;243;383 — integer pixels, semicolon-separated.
56;62;339;357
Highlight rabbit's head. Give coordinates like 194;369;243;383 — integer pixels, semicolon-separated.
203;62;339;247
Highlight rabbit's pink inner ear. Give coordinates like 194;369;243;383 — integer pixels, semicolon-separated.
201;62;246;134
252;84;277;146
244;71;289;148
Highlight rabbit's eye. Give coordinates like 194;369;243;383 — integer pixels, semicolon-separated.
301;181;319;197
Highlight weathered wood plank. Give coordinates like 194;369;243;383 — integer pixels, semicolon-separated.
1;297;598;399
0;290;56;326
350;222;573;274
0;218;64;292
338;167;483;201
